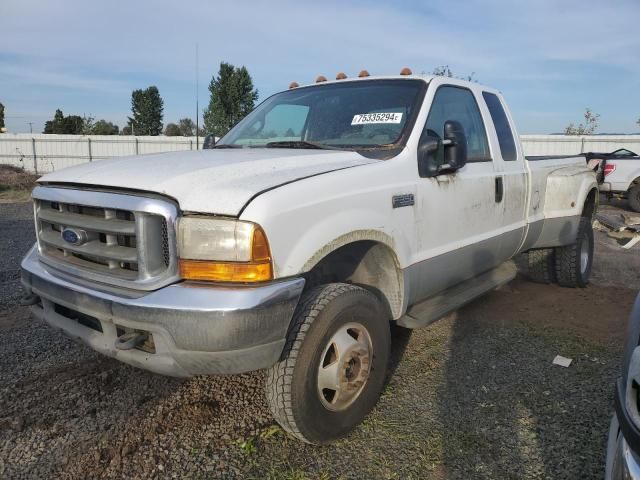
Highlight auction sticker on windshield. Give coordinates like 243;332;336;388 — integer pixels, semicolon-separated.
351;112;403;125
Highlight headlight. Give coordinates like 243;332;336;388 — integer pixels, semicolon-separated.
178;217;272;283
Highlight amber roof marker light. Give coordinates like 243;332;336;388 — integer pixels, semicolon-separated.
315;75;327;83
335;72;347;80
358;70;370;78
400;67;413;75
288;81;299;89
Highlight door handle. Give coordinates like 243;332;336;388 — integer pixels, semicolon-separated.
495;176;504;203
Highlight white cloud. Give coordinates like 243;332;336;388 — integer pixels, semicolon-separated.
1;0;639;133
2;0;639;86
0;62;130;94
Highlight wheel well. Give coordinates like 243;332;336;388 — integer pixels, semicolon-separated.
631;177;640;187
303;241;403;320
582;188;598;220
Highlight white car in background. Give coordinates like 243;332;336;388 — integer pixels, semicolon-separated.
588;149;640;212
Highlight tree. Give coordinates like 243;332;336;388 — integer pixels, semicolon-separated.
43;109;84;134
178;118;196;136
164;123;182;136
564;108;600;135
81;115;95;135
91;120;119;135
203;62;259;137
432;65;476;82
63;115;84;134
43;109;65;133
0;102;5;131
126;86;164;135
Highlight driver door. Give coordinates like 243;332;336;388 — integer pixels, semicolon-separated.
410;85;504;304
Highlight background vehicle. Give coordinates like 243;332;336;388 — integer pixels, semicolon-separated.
606;293;640;479
21;72;597;443
587;149;640;212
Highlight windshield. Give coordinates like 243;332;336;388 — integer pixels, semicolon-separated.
217;79;426;150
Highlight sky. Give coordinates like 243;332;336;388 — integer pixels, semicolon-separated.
1;0;639;135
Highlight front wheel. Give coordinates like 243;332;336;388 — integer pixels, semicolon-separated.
265;283;391;444
555;217;594;287
628;184;640;213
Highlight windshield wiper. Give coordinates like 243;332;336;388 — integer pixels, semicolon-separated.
211;144;243;149
265;141;335;150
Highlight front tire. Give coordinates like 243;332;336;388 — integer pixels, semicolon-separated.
555;217;594;287
265;283;391;444
629;184;640;213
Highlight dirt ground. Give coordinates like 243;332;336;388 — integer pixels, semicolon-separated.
0;196;639;479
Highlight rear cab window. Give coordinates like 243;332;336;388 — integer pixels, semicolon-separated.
482;92;517;161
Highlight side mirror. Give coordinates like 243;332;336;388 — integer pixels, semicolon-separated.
417;132;443;178
417;121;468;178
443;120;467;170
203;134;216;149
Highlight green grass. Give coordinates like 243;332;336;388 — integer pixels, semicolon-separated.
0;187;32;202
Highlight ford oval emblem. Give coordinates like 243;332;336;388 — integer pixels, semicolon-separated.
61;228;87;246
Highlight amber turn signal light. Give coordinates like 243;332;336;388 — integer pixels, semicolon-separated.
179;259;272;283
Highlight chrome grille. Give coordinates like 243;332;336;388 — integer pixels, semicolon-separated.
32;186;179;290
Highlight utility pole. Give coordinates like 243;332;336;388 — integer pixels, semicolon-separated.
28;122;33;133
195;42;199;150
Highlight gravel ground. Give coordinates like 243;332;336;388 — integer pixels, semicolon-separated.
0;196;638;479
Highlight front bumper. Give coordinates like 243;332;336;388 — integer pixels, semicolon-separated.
21;246;305;377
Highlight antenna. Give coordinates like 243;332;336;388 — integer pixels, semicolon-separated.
195;42;199;150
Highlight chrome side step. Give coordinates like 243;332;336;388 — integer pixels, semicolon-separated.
397;260;517;329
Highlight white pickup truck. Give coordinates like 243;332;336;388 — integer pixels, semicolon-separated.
587;149;640;212
20;72;598;443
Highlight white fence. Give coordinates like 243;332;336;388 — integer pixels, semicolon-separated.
521;135;640;156
1;133;640;174
0;134;203;173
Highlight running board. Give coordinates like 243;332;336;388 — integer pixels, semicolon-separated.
397;260;517;329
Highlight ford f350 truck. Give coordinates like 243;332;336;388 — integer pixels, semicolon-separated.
21;71;598;443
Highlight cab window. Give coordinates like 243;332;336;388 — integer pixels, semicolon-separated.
424;86;491;162
482;92;517;161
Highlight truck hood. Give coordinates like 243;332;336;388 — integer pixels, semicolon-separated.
39;149;377;215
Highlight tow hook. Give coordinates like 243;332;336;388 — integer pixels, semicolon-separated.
18;294;40;306
115;332;148;351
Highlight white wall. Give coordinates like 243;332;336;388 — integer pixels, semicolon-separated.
0;134;203;173
1;133;640;174
520;135;640;156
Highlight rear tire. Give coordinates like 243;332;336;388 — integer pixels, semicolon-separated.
265;283;390;444
629;184;640;213
555;217;594;288
526;248;556;284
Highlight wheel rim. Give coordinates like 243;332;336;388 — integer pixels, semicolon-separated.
580;234;590;275
317;322;373;411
